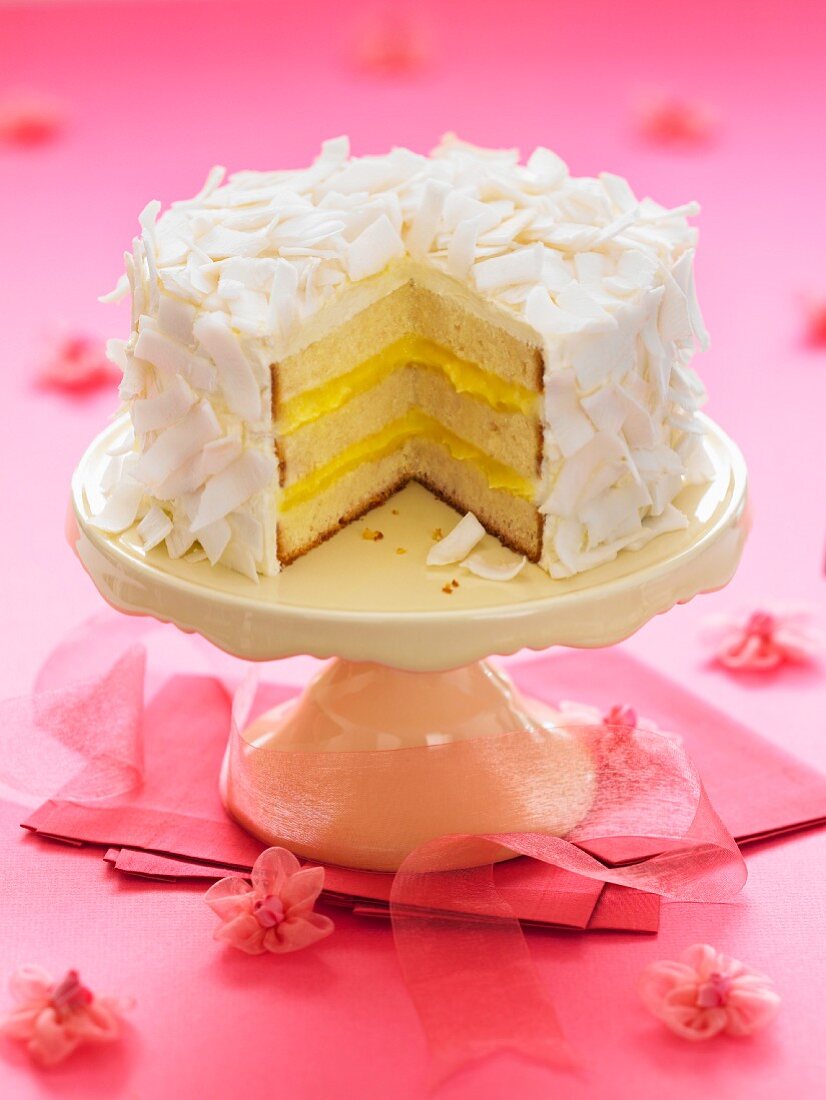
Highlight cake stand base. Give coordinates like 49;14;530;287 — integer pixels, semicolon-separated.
219;658;596;872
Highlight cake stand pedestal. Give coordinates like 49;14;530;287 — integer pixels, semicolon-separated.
71;414;747;872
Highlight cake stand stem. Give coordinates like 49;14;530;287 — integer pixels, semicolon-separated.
220;657;595;872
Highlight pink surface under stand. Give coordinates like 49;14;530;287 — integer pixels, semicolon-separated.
1;1;825;1097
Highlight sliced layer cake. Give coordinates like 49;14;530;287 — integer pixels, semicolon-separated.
95;136;711;580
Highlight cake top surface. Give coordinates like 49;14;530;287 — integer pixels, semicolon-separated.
114;134;706;358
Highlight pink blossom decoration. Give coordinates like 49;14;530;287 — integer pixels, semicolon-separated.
554;699;662;734
705;605;824;672
0;966;132;1066
634;90;718;147
639;944;780;1040
205;847;334;955
802;297;826;347
351;10;430;76
0;93;65;147
37;333;119;393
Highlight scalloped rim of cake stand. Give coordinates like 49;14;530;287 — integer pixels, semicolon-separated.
70;413;747;672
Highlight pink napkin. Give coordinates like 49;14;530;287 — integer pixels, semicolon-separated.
20;672;655;932
19;648;826;934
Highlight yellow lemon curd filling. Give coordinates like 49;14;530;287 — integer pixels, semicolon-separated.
278;335;539;435
279;409;536;512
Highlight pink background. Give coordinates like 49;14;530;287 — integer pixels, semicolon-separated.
1;0;825;1097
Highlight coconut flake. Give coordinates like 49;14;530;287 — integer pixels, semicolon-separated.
189;165;227;204
473;244;543;293
346;215;405;281
525;286;580;336
228;510;264;558
132;400;221;488
220;541;260;582
527;147;568;190
544;371;595;457
105;338;129;374
134;326;192;377
672;251;710;351
190;450;276;532
197;518;232;564
137;505;173;550
91;479;145;534
157;297;197;345
131;375;197;434
541;433;626;517
165;517;196;559
556;284;616;328
200;436;242;478
105;425;135;457
426;512;486;566
118;356;147;401
193;312;261;422
99;273;130;304
267;259;300;340
658;273;693;344
461;549;526;581
406;179;450;256
445;216;483;280
580;480;651;546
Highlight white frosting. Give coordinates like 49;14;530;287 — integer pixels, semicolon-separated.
97;135;709;579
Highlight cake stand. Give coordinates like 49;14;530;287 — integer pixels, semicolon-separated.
70;413;747;871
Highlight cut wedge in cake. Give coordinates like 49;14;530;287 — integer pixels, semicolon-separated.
96;135;712;581
274;280;544;564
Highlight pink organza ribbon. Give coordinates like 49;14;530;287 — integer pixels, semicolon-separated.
392;788;742;1084
1;616;747;1083
227;671;746;1083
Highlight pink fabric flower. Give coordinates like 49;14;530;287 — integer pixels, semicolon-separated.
554;699;662;735
639;944;780;1040
803;297;826;347
705;605;824;672
0;966;131;1066
634;90;718;146
0;93;64;146
351;11;430;76
205;847;334;955
37;333;119;393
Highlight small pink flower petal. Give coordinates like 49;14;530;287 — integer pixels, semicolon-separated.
8;965;52;1006
0;1006;42;1041
37;334;119;394
280;865;326;914
204;877;254;922
804;299;826;347
725;987;782;1036
634;90;718;146
0;94;64;147
75;998;124;1042
682;943;729;980
29;1008;80;1067
251;846;302;898
213;911;268;955
351;11;430;76
663;999;729;1041
264;912;335;954
638;961;697;1017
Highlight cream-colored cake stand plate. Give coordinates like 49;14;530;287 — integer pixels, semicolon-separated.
70;413;747;871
